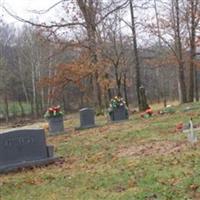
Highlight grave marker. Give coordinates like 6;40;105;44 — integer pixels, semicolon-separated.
0;128;58;173
78;107;96;129
187;119;197;144
110;105;129;121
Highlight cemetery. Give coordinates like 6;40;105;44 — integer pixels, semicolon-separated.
1;0;200;199
1;102;200;199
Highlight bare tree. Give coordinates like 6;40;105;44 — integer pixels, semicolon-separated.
129;0;148;110
184;0;200;101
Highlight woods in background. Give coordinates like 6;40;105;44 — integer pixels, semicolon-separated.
0;0;200;122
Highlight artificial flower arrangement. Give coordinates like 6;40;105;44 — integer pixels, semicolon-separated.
159;105;176;115
141;105;153;118
44;105;64;119
108;96;128;114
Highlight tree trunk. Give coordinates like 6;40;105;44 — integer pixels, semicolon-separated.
163;98;167;107
194;67;199;101
41;88;45;111
107;88;112;101
174;0;187;103
94;71;102;108
77;0;102;109
139;86;148;111
18;57;29;105
123;73;129;107
4;93;9;123
89;27;102;108
154;0;162;47
62;92;67;112
129;0;142;110
18;99;25;117
114;65;122;97
32;63;38;118
188;0;196;102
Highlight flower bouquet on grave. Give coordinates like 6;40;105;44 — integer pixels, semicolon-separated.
44;105;64;134
141;106;153;118
44;105;64;119
108;96;128;121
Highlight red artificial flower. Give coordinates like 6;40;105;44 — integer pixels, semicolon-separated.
54;105;61;112
145;107;153;115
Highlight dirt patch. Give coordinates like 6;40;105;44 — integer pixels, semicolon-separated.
118;140;188;157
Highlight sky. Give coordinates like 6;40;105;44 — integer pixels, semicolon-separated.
1;0;60;25
0;0;156;47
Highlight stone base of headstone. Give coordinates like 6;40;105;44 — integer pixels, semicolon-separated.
0;128;59;174
0;157;59;174
75;124;99;131
48;116;64;135
109;106;129;122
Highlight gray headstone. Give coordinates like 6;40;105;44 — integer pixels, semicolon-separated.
0;128;58;173
79;107;95;128
48;116;64;135
110;106;128;121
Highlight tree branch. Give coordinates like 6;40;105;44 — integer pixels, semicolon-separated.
28;0;66;14
96;0;129;25
2;6;85;28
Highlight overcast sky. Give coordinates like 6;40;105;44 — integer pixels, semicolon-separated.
2;0;59;24
1;0;156;47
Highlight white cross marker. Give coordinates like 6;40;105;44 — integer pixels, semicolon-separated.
188;119;197;144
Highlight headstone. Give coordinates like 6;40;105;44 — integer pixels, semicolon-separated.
79;107;96;129
48;116;64;135
110;105;129;121
0;128;58;173
187;119;197;144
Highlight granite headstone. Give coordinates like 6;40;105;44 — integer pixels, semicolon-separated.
110;105;128;121
0;128;58;173
79;107;96;129
48;116;64;135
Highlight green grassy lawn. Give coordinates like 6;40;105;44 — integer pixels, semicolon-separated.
1;103;200;200
0;102;32;117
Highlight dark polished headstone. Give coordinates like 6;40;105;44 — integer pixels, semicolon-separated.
79;107;96;129
0;128;58;173
110;106;129;121
48;116;64;135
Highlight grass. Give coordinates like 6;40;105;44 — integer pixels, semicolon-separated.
0;102;32;117
1;102;200;199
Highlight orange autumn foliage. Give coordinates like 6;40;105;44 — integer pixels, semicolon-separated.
39;49;112;98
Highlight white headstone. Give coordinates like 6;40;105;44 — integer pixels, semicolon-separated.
188;119;197;144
